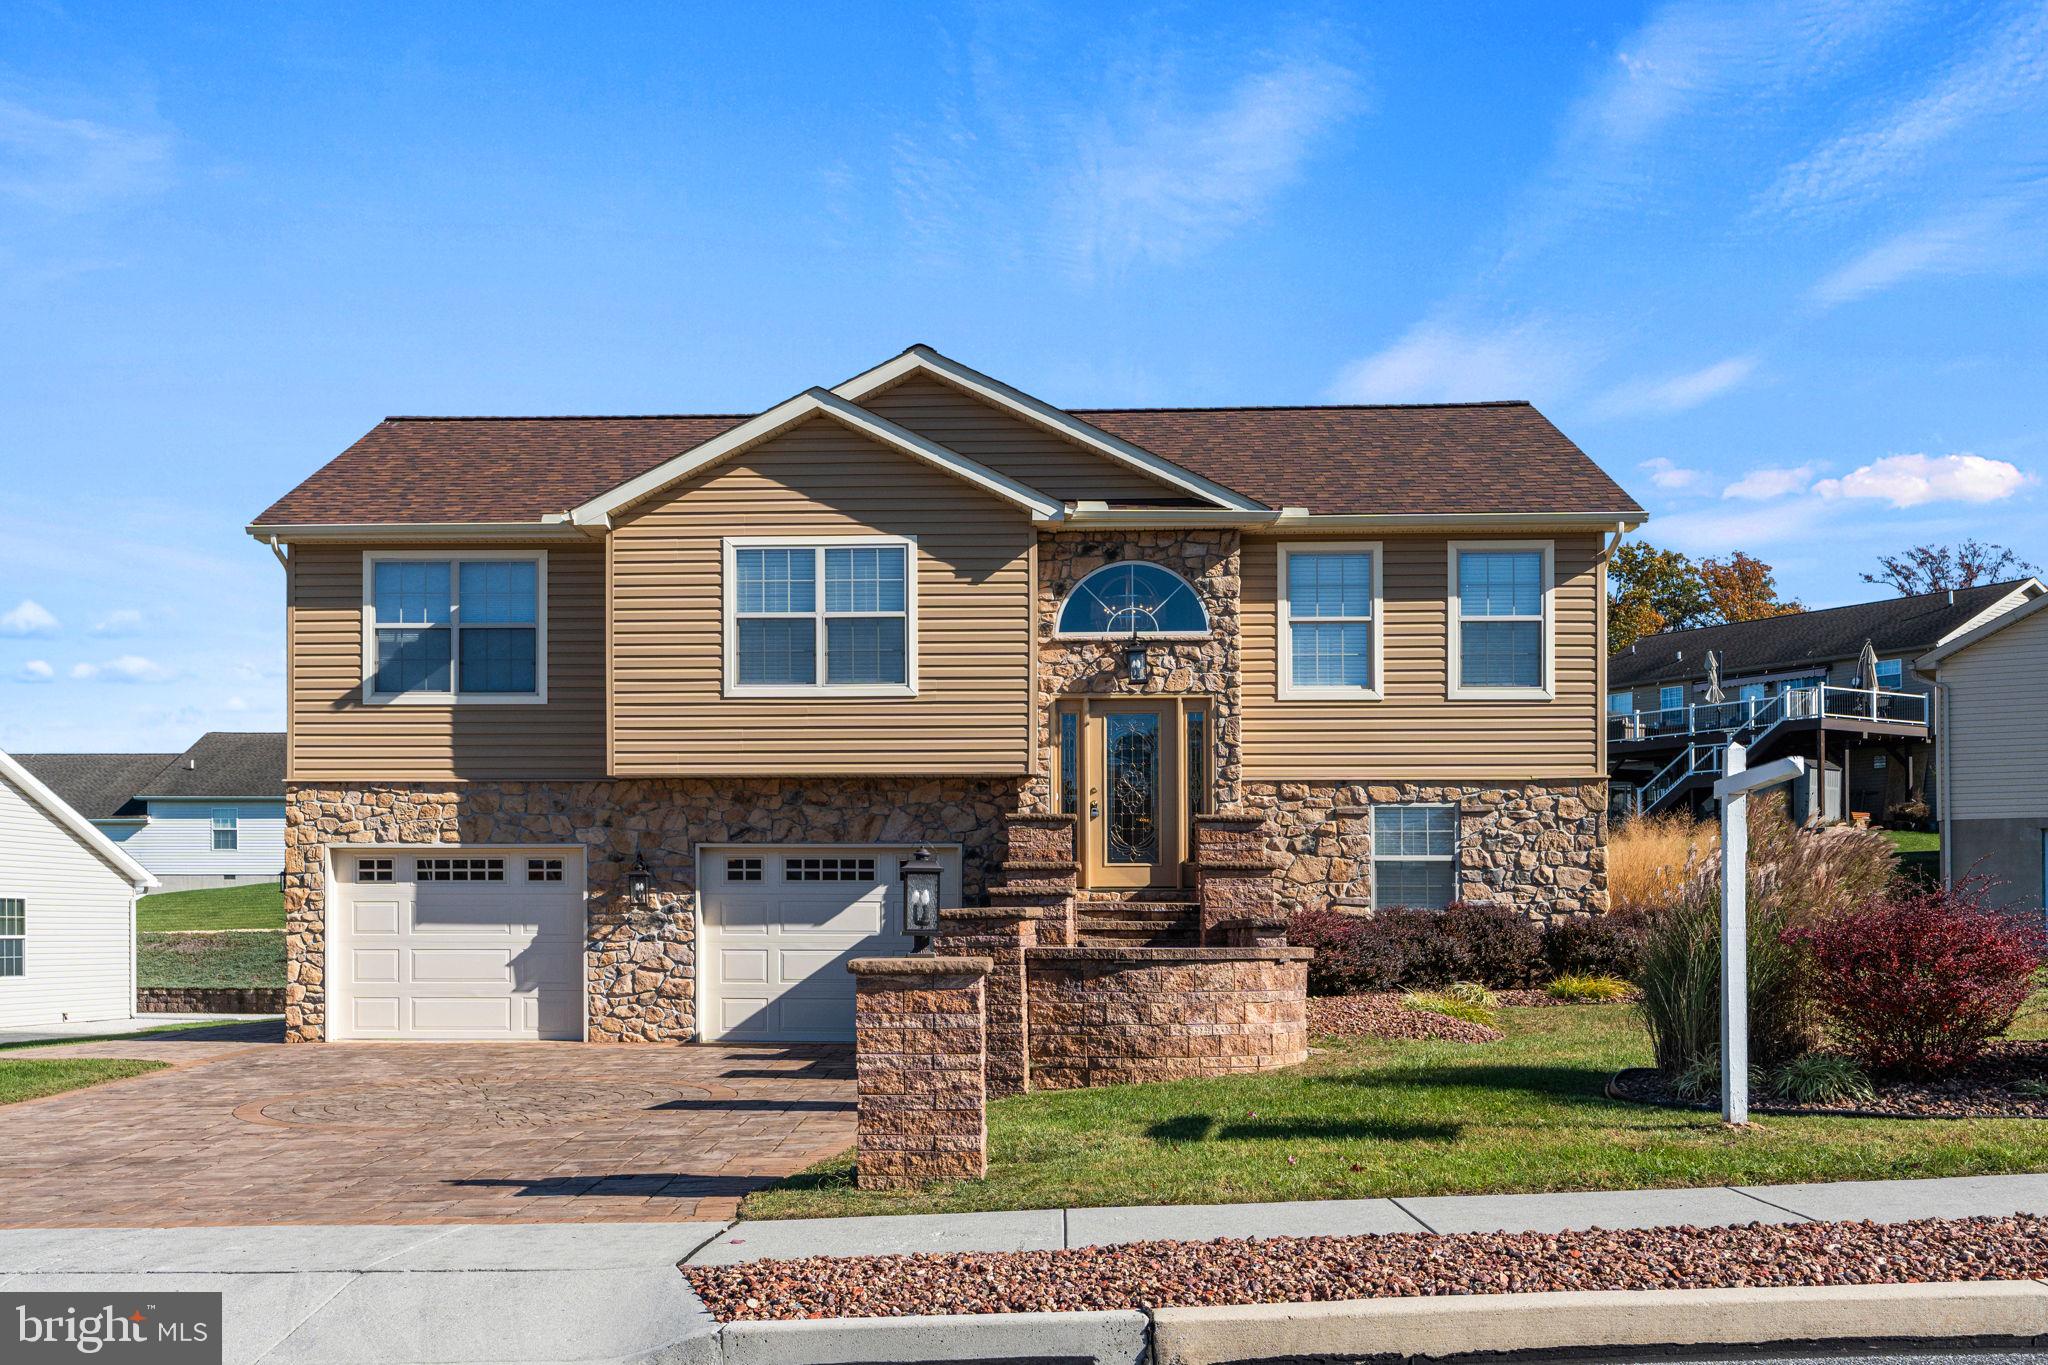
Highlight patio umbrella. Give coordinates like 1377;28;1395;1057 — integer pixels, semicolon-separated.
1703;649;1725;703
1859;637;1881;718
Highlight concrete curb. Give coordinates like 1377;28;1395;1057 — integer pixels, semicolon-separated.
717;1308;1147;1364
1149;1280;2048;1364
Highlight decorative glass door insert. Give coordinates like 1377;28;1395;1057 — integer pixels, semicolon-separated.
1104;712;1161;864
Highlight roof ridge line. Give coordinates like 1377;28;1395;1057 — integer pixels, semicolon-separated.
1625;580;2032;643
383;413;755;423
1075;399;1534;414
378;400;1539;422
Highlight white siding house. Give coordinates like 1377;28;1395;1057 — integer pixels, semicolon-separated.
0;749;158;1030
103;799;288;884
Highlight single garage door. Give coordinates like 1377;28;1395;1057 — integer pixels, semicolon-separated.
699;845;958;1043
329;849;584;1041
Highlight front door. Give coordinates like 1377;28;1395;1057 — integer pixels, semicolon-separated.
1080;700;1183;889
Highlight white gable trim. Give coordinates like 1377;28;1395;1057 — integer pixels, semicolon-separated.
0;749;159;891
569;388;1063;526
1919;581;2048;668
833;346;1267;512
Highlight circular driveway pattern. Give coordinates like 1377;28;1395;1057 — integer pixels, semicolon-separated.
246;1077;721;1132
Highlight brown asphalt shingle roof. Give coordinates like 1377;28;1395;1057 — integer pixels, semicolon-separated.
252;400;1642;526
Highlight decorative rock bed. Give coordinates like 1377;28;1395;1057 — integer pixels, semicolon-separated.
684;1212;2048;1322
1610;1040;2048;1120
1025;947;1311;1090
1307;994;1502;1044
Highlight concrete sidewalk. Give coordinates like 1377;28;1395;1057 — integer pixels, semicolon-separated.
0;1014;276;1046
0;1223;726;1364
685;1170;2048;1264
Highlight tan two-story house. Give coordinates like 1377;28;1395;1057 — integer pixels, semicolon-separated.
251;346;1644;1046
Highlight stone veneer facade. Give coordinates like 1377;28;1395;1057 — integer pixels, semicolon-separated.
282;777;1016;1044
1243;777;1610;920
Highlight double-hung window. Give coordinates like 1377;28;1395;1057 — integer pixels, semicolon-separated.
1874;657;1903;691
1278;543;1381;698
1607;691;1633;716
726;538;915;693
364;553;545;703
211;807;239;852
1659;684;1685;713
1448;542;1552;698
1372;807;1458;910
0;898;21;976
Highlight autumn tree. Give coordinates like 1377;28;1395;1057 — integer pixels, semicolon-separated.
1609;542;1802;650
1861;540;2040;596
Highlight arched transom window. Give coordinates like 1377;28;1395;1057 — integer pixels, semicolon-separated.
1056;562;1209;637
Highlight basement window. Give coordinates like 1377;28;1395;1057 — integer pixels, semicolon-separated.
1372;806;1458;911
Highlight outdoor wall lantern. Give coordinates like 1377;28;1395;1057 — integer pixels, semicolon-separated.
626;852;654;904
899;845;943;946
1123;623;1151;685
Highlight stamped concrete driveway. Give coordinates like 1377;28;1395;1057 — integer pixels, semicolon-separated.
0;1022;855;1227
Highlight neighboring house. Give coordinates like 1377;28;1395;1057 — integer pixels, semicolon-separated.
15;733;286;892
0;748;158;1029
249;344;1644;1046
1917;592;2048;916
1608;580;2045;824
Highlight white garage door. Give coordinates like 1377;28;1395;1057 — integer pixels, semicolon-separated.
329;849;584;1041
699;845;957;1043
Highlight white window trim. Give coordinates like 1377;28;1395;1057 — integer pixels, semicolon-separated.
1277;540;1384;700
1446;539;1554;701
0;896;22;977
1370;804;1460;912
211;806;239;853
359;549;549;706
1055;562;1212;640
722;535;919;698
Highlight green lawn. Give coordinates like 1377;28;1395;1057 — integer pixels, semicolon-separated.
0;1058;165;1105
137;931;285;988
745;1002;2048;1221
1884;830;1941;853
137;882;284;931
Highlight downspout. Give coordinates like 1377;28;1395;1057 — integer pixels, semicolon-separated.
268;536;288;569
1932;676;1954;888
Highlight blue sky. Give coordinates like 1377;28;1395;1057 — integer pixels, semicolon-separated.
3;1;2044;750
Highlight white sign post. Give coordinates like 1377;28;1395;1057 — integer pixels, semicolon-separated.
1710;740;1807;1125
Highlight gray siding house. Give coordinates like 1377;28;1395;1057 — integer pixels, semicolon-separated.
1608;580;2044;823
1918;593;2048;916
16;733;285;892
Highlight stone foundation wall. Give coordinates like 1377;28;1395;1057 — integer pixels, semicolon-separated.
283;776;1020;1044
1025;947;1309;1090
137;986;286;1015
1243;778;1608;920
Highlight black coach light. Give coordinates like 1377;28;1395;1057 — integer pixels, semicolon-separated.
1123;618;1150;685
626;852;654;904
900;845;943;943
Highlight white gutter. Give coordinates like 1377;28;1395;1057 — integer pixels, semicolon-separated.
245;522;591;544
1057;506;1646;533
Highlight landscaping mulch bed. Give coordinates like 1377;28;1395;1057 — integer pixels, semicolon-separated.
1494;987;1640;1008
1611;1040;2048;1120
1308;994;1502;1044
683;1213;2048;1322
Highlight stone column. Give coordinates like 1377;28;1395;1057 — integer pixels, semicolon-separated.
994;813;1077;946
932;910;1038;1098
847;956;991;1190
1194;812;1286;946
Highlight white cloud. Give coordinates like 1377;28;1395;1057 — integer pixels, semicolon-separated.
1639;457;1707;491
15;660;54;683
0;98;173;213
1596;355;1760;418
91;607;145;636
69;654;174;684
1059;52;1362;278
1722;463;1820;500
1813;453;2032;508
0;599;59;636
1806;199;2047;307
1328;318;1590;403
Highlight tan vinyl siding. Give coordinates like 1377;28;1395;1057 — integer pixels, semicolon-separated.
610;415;1033;775
286;543;605;782
1242;533;1604;781
1939;603;2048;821
858;373;1185;504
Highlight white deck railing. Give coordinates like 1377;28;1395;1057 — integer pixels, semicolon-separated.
1610;686;1927;745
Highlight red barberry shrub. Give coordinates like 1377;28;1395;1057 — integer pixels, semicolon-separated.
1787;879;2042;1076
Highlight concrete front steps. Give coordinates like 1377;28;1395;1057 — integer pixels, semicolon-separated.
1074;891;1200;947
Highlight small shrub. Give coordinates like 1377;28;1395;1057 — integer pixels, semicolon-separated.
1544;914;1648;979
1401;903;1545;989
1546;973;1633;1003
1768;1054;1875;1105
1442;980;1498;1008
2014;1077;2048;1100
1402;989;1497;1027
1789;878;2043;1076
1290;910;1378;996
1670;1051;1765;1105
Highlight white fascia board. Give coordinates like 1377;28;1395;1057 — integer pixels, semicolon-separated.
1058;508;1642;532
245;522;588;544
833;345;1268;513
0;749;159;891
569;387;1062;525
1919;585;2048;668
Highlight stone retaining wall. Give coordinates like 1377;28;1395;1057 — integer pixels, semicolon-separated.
849;956;990;1189
1025;947;1310;1090
1243;778;1608;920
283;777;1018;1044
137;986;286;1014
